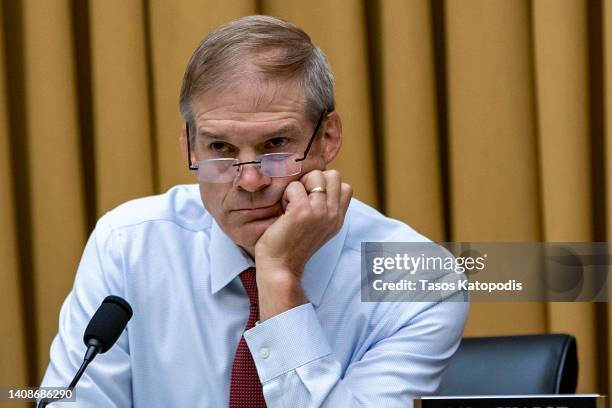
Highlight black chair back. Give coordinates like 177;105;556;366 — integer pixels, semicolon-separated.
438;334;578;395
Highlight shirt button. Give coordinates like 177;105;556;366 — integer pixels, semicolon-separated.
259;347;270;359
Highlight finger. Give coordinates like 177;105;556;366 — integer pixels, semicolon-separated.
299;170;327;209
299;169;326;192
282;180;309;210
323;170;341;216
337;182;353;225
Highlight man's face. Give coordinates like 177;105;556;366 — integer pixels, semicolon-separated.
187;77;330;253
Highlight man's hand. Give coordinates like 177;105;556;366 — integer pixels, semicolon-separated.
254;169;352;321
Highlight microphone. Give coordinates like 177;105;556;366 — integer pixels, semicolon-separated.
38;295;133;407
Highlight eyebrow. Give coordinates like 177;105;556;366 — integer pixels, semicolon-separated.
197;123;302;142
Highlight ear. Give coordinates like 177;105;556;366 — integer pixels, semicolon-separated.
320;111;342;165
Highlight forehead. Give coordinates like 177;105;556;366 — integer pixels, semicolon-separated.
191;76;309;136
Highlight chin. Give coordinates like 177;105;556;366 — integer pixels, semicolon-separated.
233;216;278;248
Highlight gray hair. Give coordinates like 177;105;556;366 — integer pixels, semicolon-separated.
179;15;335;138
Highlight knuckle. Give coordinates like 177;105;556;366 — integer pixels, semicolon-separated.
303;201;315;213
288;180;302;190
326;169;340;180
327;212;337;224
313;204;326;218
286;181;304;196
295;205;310;220
309;169;323;179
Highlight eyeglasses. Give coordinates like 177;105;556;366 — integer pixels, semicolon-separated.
186;110;327;183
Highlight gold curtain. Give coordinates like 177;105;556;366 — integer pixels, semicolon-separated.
1;0;610;398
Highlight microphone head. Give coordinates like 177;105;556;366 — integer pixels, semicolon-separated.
83;295;133;353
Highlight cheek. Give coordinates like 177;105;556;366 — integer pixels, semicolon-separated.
198;184;230;219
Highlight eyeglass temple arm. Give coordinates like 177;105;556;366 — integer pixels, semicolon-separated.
295;110;327;162
186;123;198;170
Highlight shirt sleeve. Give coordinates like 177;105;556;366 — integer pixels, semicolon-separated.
244;299;468;408
39;216;132;407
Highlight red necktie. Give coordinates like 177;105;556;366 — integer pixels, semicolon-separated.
229;267;267;407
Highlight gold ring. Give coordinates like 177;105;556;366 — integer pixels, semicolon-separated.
310;186;327;194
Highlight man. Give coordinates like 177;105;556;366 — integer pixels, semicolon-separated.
41;15;468;407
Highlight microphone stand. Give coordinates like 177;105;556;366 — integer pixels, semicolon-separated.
37;339;102;408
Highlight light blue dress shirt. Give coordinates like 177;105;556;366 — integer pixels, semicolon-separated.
41;184;468;407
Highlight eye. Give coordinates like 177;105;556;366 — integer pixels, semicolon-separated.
264;137;290;149
208;142;236;153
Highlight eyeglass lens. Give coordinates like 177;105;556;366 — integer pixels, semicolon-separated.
195;153;302;183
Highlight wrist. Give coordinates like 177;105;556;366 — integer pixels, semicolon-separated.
256;261;301;281
256;270;307;321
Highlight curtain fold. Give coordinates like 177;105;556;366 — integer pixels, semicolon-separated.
22;0;87;375
532;0;597;393
380;0;445;242
1;0;609;394
0;0;28;393
89;0;155;215
444;0;548;361
603;0;612;395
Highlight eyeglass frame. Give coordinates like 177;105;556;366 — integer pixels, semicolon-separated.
186;110;328;173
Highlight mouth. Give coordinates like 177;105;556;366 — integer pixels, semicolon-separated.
232;202;281;218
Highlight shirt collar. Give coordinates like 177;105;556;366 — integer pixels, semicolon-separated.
209;220;255;295
209;218;348;307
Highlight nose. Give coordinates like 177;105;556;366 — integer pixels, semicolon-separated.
234;161;271;192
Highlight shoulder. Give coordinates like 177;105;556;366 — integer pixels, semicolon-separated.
96;184;211;235
343;198;430;251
